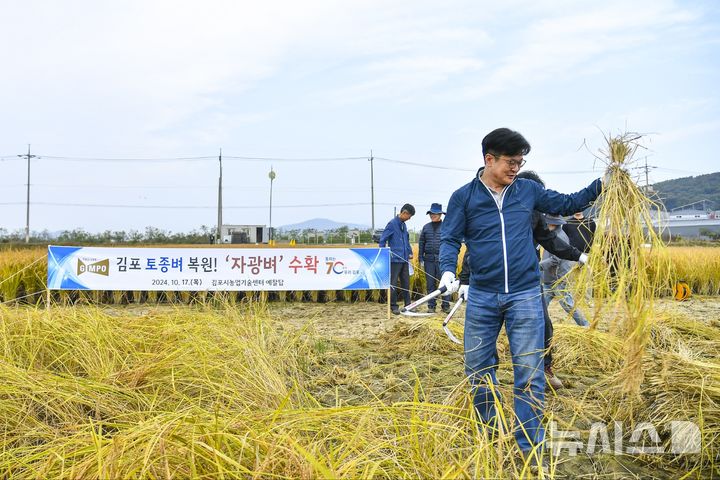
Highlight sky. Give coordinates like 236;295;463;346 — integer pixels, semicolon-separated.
1;0;719;235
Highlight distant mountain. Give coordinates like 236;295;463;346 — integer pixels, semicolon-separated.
653;172;720;211
278;218;370;232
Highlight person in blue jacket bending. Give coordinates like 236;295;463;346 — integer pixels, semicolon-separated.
379;203;415;314
438;128;603;466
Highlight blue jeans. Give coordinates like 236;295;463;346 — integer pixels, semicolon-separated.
423;261;450;310
542;281;589;326
464;285;546;452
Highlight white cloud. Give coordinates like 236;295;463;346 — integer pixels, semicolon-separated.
450;0;699;100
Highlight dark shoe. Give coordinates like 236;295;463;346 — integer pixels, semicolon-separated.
391;308;401;315
441;306;451;314
545;366;564;390
427;306;436;313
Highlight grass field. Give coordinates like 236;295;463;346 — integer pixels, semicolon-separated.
1;295;718;478
1;244;719;478
1;244;718;305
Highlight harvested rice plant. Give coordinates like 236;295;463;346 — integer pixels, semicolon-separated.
1;298;719;478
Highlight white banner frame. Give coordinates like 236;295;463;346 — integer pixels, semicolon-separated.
47;246;391;292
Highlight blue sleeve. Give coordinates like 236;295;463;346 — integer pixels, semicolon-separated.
440;189;466;274
378;220;393;247
418;226;426;258
534;178;603;216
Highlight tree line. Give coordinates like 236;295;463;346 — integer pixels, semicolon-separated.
0;225;394;245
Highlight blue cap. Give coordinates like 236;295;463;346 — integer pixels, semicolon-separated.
427;203;445;215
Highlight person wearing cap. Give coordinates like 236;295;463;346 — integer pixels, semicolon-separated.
379;203;415;315
540;215;589;327
418;203;451;313
438;127;604;463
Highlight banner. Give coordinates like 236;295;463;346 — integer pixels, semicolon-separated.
47;246;391;291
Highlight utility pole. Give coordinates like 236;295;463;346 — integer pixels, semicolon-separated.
268;167;276;244
18;145;36;243
217;148;223;243
633;157;656;192
369;150;375;231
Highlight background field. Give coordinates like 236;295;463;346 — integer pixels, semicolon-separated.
1;245;719;478
2;245;719;306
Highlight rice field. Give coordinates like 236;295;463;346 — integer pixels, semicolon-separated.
1;239;719;478
0;296;718;478
1;244;718;305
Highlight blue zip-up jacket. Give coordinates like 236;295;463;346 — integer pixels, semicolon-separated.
379;215;412;263
440;169;602;293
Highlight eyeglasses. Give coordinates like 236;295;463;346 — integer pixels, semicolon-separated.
491;154;526;169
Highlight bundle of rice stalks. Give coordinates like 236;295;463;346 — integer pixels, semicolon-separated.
572;132;673;397
649;312;720;360
380;319;451;355
644;351;720;472
0;303;546;479
551;324;624;374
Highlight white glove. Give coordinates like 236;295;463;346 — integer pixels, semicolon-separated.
602;168;612;187
578;253;589;265
458;284;469;301
439;271;459;294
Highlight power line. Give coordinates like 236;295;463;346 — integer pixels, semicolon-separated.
654;167;707;175
374;156;474;172
7;150;615;174
0;183;401;193
374;156;600;174
223;155;368;162
0;201;398;209
40;155;215;162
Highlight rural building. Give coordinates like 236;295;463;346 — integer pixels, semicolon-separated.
220;224;269;244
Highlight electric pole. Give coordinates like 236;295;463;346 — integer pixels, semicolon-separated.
632;157;656;192
268;167;276;244
18;145;36;243
369;150;375;231
217;148;223;243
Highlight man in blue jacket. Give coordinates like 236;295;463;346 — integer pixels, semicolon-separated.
439;128;602;464
379;203;415;314
418;203;450;313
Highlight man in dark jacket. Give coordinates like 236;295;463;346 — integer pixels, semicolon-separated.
418;203;450;313
541;215;589;327
379;204;415;314
439;128;603;460
564;211;596;253
457;171;588;390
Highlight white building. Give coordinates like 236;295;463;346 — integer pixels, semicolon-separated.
220;224;269;244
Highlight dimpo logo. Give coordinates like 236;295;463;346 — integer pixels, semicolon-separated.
77;258;110;276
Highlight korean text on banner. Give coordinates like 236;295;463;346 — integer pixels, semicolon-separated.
47;246;391;291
